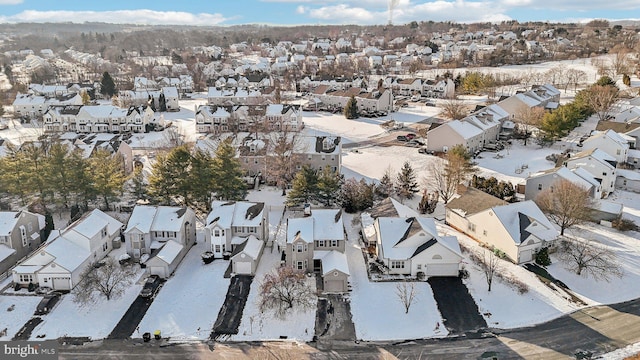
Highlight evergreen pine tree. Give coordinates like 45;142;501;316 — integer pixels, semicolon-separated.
316;165;343;206
128;166;148;201
90;149;127;210
100;71;116;98
395;161;419;199
376;167;394;198
286;165;318;207
344;95;358;119
210;139;247;201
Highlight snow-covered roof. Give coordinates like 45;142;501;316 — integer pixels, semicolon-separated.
233;235;263;260
162;86;179;97
0;244;16;263
287;209;344;243
490;201;557;244
0;211;20;236
45;237;90;272
628;149;640;158
125;206;190;233
529;167;593;191
569;148;617;168
617;169;640;180
70;209;123;238
207;201;265;229
445;120;483;139
592;200;623;215
315;250;350;276
155;240;184;265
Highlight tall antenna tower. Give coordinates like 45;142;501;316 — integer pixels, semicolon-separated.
388;0;400;25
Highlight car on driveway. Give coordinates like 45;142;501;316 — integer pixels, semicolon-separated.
35;293;61;315
397;135;409;142
418;147;434;155
140;275;162;298
405;133;417;140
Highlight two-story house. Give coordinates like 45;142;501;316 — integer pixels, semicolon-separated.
123;205;196;278
285;209;349;293
0;211;46;276
563;148;617;197
12;209;123;290
204;201;268;275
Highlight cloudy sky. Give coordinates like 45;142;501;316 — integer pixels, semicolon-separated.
0;0;637;26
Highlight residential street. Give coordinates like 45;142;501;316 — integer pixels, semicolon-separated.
57;297;640;359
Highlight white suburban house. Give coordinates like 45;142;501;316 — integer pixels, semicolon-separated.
525;166;603;201
12;209;123;290
0;211;46;276
285;209;350;293
204;201;268;275
426;120;484;153
581;129;630;164
446;187;558;264
563;148;617;197
374;216;462;277
123;205;196;278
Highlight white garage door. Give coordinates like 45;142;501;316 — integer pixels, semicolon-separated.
235;261;252;275
52;277;71;290
520;249;533;263
425;264;459;277
324;280;344;293
149;266;166;278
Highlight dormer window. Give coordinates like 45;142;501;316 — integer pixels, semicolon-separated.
323;139;331;150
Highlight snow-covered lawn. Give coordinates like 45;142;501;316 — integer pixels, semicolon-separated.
228;249;317;341
344;213;447;340
0;295;42;340
610;190;640;225
137;242;229;340
30;269;144;340
437;224;575;329
546;224;640;306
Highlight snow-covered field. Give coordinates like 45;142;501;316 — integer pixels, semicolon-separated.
344;213;447;340
137;242;230;340
0;295;42;340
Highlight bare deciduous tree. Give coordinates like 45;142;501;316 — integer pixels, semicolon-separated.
483;250;500;292
396;281;419;314
258;266;315;319
426;158;457;205
265;131;302;195
441;98;468;120
584;84;619;122
534;180;593;236
73;257;137;304
514;105;546;146
558;237;623;281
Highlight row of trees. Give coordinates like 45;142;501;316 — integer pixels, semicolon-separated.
539;76;619;140
147;140;247;211
0;141;126;212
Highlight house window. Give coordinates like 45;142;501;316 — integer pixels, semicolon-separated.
603;172;607;176
19;274;33;283
28;223;33;232
483;230;487;236
417;264;422;270
391;261;405;269
331;240;338;247
215;245;221;252
248;227;256;233
296;261;304;270
617;149;621;155
102;242;108;251
468;223;476;232
20;226;27;247
296;243;304;252
214;229;220;236
538;184;542;190
316;240;325;247
101;227;108;238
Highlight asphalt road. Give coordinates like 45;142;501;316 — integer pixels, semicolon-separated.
57;297;640;359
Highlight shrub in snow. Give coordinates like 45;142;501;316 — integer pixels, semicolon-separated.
534;247;551;267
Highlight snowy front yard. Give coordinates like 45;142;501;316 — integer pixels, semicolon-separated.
30;269;144;340
344;214;447;341
137;242;229;340
0;295;42;340
228;249;317;341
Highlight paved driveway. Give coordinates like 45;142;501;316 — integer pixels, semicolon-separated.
315;294;356;342
210;275;253;339
428;277;487;335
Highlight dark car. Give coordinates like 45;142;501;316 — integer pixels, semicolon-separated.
140;275;161;298
396;135;408;142
35;293;60;315
418;147;434;155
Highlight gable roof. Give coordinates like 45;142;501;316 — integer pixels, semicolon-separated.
231;235;264;261
315;250;350;276
207;201;265;229
377;216;459;260
490;201;557;245
153;240;184;265
287;209;344;243
446;187;507;217
0;211;21;236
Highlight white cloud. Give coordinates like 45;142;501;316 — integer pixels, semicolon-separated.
0;9;229;26
498;0;640;11
296;6;307;14
0;0;23;4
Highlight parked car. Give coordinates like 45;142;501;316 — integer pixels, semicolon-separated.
34;293;60;315
396;135;408;142
425;100;436;107
140;275;162;298
405;133;417;140
418;148;435;155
